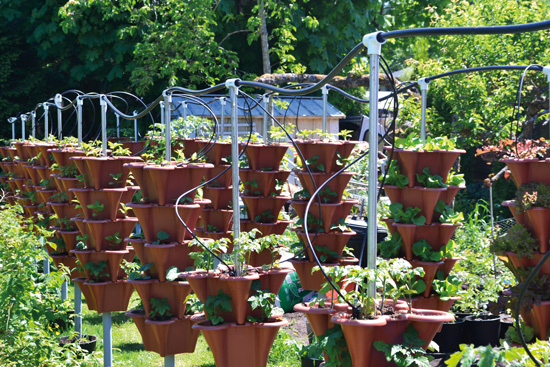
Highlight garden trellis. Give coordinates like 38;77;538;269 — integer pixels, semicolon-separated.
6;19;550;367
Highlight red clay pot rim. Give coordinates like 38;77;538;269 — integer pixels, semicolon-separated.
204;186;233;190
383;146;466;154
241;194;291;200
297;230;356;237
385;185;447;192
408;308;455;322
49;254;76;260
409;259;445;266
501;158;550;162
57;229;80;235
240;219;293;225
247;142;291;148
193;318;288;330
82;217;138;224
201;208;233;213
70;249;130;255
144;317;178;325
75;156;142;162
392;222;462;229
219;273;260;281
331;314;388;326
294;170;356;176
143;163;214;170
288;259;339;267
69;187;127;193
293;303;336;314
290;199;360;206
126;202;201;209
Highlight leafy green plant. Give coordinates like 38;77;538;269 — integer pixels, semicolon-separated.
189;238;229;271
374;325;432;367
316;325;352;367
254;209;275;223
107;141;131;156
149;297;172;321
296;129;321;140
304;155;325;172
388;203;426;225
395;133;456;151
447;171;466;187
83;261;109;281
206;224;219;233
184;293;203;315
435;200;464;224
515;182;550;212
242;178;261;196
382;160;409;188
105;232;122;249
432;270;463;300
109;172;123;186
505;321;534;344
121;260;152;281
491;223;538;259
151;230;171;245
87;200;104;218
247;290;282;322
204;290;232;325
412;239;442;262
416;167;446;188
338;129;353;141
378;232;403;258
380;258;426;313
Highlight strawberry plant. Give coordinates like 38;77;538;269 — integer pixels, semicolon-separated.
149;297;172;321
87;200;104;218
204;290;232;325
247;290;282;322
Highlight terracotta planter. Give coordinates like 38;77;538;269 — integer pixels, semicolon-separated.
140;241;201;282
386;147;465;188
71;249;131;282
174;138;202;158
23;165;41;186
295;170;355;203
240;220;291;237
143;163;212;205
258;267;295;296
505;251;550;278
200;208;233;233
522;300;550;340
49;203;81;230
58;177;82;201
245;143;291;171
75;280;134;313
34;166;57;189
297;230;356;263
242;195;290;224
119;186;139;218
293;303;337;337
198;230;234;251
291;200;358;233
239;169;291;197
76;156;141;189
203;186;233;210
184;271;260;325
525;207;550;253
58;229;81;253
502;200;533;230
438;185;465;206
70;188;126;221
408;260;444;297
246;248;284;268
70;156;94;188
411;295;460;313
48;148;85;174
50;254;84;278
441;257;460;277
193;319;288;367
289;260;339;291
125;162;157;203
196;141;241;165
84;218;138;251
295;140;357;174
394;223;462;260
128;203;201;243
129;279;192;318
35;142;58;167
501;158;550;187
385;185;446;224
206;164;233;187
12;141;33;161
121;141;147;155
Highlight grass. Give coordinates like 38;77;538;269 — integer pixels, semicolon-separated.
65;284;301;366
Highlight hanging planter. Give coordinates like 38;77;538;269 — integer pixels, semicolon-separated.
83;217;138;251
411;295;460;313
384;185;446;224
501;158;550;187
288;260;340;291
505;251;550;278
74;279;134;313
407;259;444;298
49;202;81;230
76;156;141;190
125;162;157;203
203;186;233;210
50;254;84;278
293;303;338;338
206;164;233;187
297;230;356;263
200;209;233;233
295;140;356;174
140;242;201;282
58;229;81;253
70;188;127;221
129;279;192;319
239;169;291;197
244;143;291;171
393;223;461;260
71;249;132;282
242;195;290;224
291;200;358;233
295;170;355;203
240;219;291;236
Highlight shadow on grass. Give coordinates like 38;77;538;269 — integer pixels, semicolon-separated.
116;342;144;353
84;312;131;326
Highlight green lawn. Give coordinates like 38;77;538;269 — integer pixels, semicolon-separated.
66;283;299;367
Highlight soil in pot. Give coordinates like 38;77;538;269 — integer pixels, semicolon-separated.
59;334;98;354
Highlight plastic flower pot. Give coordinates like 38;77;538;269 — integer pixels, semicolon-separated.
463;314;501;347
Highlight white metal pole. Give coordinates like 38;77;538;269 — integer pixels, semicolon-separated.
21;115;26;141
77;97;83;144
44;104;49;140
164;93;172;162
116;114;120;138
60;281;67;300
56;95;63;140
31;111;36;139
103;312;112;367
263;95;269;141
220;98;226;138
542;66;550;138
182;101;187;121
227;79;241;276
164;355;175;367
100;96;107;157
160;101;165;138
133;111;138;142
322;85;329;134
75;285;82;338
364;32;385;298
418;78;429;143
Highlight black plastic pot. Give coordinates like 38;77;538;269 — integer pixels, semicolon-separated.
301;356;323;367
464;314;501;347
500;316;514;340
346;217;388;267
59;334;97;354
432;319;465;353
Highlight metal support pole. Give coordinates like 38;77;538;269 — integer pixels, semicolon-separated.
44;257;50;275
160;101;165;136
56;95;63;140
418;78;429;143
9;119;15;141
164;93;172;162
21;115;26;141
182;101;187;121
61;281;67;301
103;312;112;367
227;79;241;276
75;285;82;338
31;111;36;139
44;104;49;140
542;66;550;138
322;85;329;134
164;355;175;367
77;97;83;144
263;95;269;141
364;32;385;299
220;98;226;138
116;114;120;138
100;96;108;157
133;111;138;142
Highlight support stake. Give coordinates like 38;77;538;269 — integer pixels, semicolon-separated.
75;285;82;338
322;85;329;134
103;312;112;367
21;115;26;141
164;92;172;162
227;78;241;276
263;95;269;141
77;97;83;144
418;78;429;143
116;114;120;138
31;111;36;139
44;104;49;140
164;355;175;367
61;281;67;301
100;96;107;157
133;111;138;142
220;98;226;138
55;94;63;140
363;31;385;298
542;66;550;138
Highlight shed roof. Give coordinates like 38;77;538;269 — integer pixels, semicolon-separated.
172;94;345;119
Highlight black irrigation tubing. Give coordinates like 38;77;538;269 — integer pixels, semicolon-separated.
173;91;257;274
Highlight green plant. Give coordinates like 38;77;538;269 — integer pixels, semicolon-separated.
189;238;229;271
268;124;294;142
505;321;534;344
388;203;426;225
247;290;282;322
491;223;538;259
515;182;550;212
316;325;352;367
206;224;219;233
184;293;203;315
435;200;464;224
121;259;152;280
83;261;109;281
242;178;261;196
151;230;170;244
373;325;432;367
395;133;456;151
109;172;123;186
383;160;409;188
378;232;403;258
412;239;442;262
87;200;104;218
432;270;463;300
296;129;321;140
149;297;172;321
204;290;232;325
380;258;426;313
254;209;275;223
447;171;466;187
107;141;131;156
105;232;122;249
304;155;325;172
338;129;353;141
416;167;446;188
